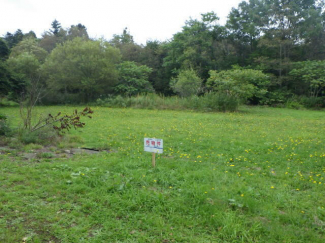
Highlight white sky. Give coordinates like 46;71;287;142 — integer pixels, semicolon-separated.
1;0;245;44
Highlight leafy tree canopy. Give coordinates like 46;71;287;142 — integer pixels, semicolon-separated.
170;69;202;97
164;12;233;82
9;38;48;63
115;61;153;96
207;67;270;101
289;60;325;97
67;23;89;40
0;38;10;60
41;38;121;102
4;29;24;49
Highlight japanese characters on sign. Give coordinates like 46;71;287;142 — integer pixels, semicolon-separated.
144;138;163;154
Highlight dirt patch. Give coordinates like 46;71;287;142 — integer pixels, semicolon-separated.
0;146;110;160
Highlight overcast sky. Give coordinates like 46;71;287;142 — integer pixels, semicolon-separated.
1;0;245;44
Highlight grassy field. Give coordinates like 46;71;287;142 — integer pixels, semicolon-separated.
1;106;325;242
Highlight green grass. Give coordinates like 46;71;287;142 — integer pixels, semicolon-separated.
1;106;325;242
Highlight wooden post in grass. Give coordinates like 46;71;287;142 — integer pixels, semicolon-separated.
144;138;163;168
152;152;156;167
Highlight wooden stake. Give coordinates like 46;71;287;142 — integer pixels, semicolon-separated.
152;152;156;167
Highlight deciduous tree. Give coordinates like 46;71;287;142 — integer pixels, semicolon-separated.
115;61;153;96
41;38;121;102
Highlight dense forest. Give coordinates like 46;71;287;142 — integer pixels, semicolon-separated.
1;0;325;108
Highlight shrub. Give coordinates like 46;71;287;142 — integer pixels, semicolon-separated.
20;126;60;145
202;92;239;112
0;114;12;136
0;98;19;107
258;90;292;106
285;100;304;110
171;69;202;97
115;61;153;96
207;68;270;103
111;95;127;108
289;60;325;98
300;96;324;109
283;96;324;110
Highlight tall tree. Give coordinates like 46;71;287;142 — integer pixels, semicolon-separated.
4;29;24;49
289;60;325;97
67;23;89;40
227;0;325;94
164;12;233;84
142;41;170;94
24;31;37;39
9;38;48;62
41;38;121;103
0;38;10;60
39;28;67;53
0;61;12;97
110;28;144;63
50;19;61;36
226;0;266;65
111;28;134;46
115;61;153;96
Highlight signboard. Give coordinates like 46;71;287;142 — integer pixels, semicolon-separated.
144;138;163;154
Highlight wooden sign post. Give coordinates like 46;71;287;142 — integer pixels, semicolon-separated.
152;152;156;167
144;138;163;167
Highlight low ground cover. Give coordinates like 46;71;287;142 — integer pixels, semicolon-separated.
0;106;325;242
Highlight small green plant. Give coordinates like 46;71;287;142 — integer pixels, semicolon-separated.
23;143;43;152
37;152;54;159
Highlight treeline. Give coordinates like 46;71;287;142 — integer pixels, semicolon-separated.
1;0;325;108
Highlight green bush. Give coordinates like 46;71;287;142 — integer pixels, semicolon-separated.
111;95;127;108
282;96;324;110
300;96;324;109
258;90;292;106
202;92;239;112
37;152;54;159
0;114;12;136
186;95;203;110
285;101;304;110
207;68;270;103
20;126;60;145
115;61;153;96
289;60;325;98
171;69;202;97
0;98;19;107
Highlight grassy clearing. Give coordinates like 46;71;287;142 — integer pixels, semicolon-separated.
0;106;325;242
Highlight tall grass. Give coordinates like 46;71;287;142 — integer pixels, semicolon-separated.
95;93;240;112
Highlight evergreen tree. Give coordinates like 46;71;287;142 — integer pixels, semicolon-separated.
51;19;61;36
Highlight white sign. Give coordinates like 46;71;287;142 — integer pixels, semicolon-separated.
144;138;163;154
